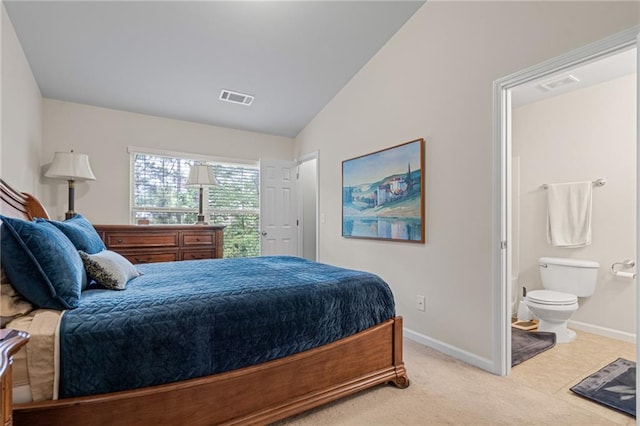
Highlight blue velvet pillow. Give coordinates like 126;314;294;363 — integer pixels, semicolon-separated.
0;216;87;310
36;214;105;254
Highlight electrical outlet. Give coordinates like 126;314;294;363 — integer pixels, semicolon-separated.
416;295;425;311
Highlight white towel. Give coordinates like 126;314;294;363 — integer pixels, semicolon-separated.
546;181;593;247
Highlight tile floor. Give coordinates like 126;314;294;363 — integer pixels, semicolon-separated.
509;329;636;425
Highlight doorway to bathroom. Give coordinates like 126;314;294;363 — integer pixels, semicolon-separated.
493;27;639;375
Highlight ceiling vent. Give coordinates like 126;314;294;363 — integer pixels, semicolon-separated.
219;89;254;106
535;74;580;93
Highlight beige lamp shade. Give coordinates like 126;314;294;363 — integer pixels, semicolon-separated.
45;151;96;181
186;164;218;186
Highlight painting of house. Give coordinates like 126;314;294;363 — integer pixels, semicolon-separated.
342;139;424;242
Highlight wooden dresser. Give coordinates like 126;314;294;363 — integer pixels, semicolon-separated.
0;329;28;426
93;225;225;264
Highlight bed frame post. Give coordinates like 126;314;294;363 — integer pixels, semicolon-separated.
391;316;409;388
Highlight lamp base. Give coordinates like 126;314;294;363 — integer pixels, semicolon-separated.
195;214;208;225
66;180;76;220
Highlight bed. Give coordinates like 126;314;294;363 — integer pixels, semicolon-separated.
0;179;408;425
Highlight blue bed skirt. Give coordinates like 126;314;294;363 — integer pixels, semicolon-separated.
59;256;395;398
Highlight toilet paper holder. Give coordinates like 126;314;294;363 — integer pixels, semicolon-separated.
611;259;635;273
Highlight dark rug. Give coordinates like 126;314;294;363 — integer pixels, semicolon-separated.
570;358;636;417
511;328;556;367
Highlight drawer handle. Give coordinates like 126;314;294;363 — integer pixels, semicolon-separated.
134;256;152;263
117;239;123;243
196;238;200;242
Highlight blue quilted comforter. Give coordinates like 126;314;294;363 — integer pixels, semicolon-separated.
59;256;395;398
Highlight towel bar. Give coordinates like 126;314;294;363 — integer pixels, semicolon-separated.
611;259;635;273
539;178;606;190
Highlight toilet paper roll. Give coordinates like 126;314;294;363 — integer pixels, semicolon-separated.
517;301;532;321
614;271;636;279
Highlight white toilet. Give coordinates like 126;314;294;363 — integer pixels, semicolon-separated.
525;257;599;343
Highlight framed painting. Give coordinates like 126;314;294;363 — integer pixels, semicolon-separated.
342;138;425;243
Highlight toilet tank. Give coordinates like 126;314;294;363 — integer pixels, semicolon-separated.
539;257;599;297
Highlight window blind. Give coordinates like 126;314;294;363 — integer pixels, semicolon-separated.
131;152;260;258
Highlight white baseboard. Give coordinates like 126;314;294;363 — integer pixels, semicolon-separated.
404;322;635;375
568;320;636;344
403;327;494;373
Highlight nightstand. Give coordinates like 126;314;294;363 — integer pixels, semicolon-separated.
1;329;29;426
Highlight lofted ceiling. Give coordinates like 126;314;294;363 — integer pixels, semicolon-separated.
4;0;425;138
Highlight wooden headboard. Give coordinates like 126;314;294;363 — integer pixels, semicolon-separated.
0;179;50;221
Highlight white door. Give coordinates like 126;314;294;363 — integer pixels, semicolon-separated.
260;160;298;256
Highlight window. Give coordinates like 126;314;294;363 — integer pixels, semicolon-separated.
131;150;260;258
208;164;260;258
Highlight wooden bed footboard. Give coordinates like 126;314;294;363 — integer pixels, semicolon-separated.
14;317;408;426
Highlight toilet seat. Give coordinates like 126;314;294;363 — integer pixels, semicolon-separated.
526;289;578;306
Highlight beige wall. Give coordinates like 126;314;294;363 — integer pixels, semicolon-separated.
41;99;295;223
1;3;42;194
513;74;637;338
295;2;639;364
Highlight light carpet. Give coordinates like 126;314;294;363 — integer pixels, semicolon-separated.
273;339;627;425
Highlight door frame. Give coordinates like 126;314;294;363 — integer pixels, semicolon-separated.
492;26;639;376
296;150;320;261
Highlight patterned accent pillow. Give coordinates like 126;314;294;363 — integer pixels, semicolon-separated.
79;250;141;290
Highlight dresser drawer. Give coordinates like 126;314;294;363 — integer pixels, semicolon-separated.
122;251;179;264
181;250;215;261
182;232;214;246
105;232;179;248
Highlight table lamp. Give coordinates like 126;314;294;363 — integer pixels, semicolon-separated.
186;164;218;225
45;150;96;219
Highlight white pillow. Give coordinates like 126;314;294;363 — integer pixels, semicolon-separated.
79;250;141;290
